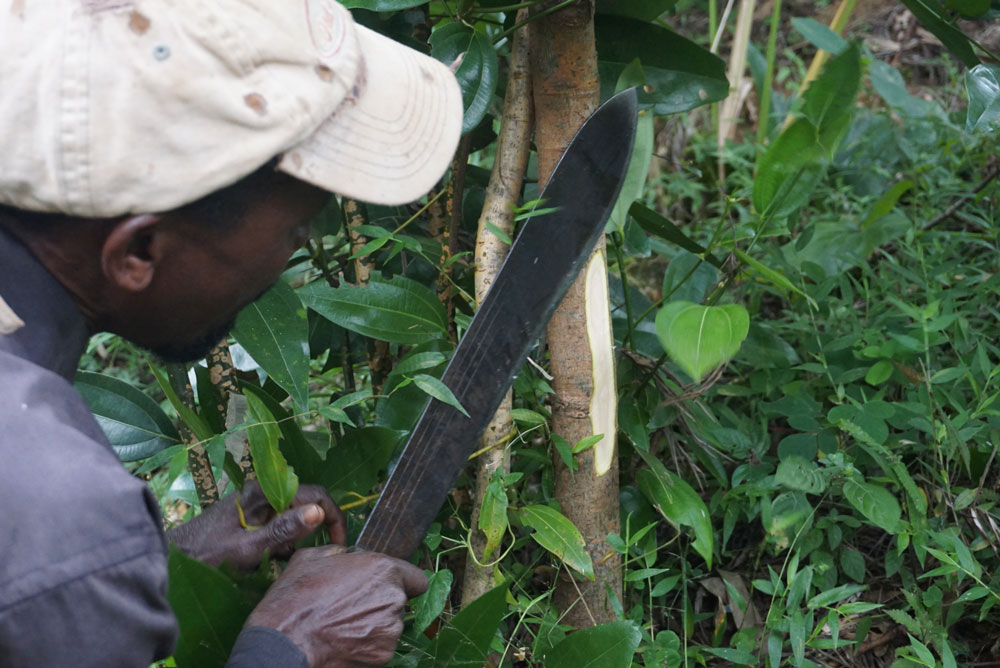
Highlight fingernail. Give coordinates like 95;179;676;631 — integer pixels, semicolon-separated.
302;504;323;525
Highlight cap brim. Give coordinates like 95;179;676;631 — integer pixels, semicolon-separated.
278;26;463;206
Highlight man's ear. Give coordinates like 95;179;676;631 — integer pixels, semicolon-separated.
100;214;166;292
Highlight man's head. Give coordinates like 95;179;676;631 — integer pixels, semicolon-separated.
1;162;330;362
0;0;463;360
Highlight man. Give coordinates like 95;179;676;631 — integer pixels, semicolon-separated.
0;1;462;666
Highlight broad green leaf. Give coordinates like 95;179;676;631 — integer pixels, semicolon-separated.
869;59;939;119
635;450;713;568
418;583;509;668
411;568;453;635
544;621;641;668
232;280;310;412
966;64;1000;132
299;275;447;344
596;0;678;21
947;0;989;14
610;60;655;232
899;0;980;66
520;505;595;579
776;455;827;494
595;16;728;114
167;546;253;668
842;478;901;534
865;359;894;385
411;373;469;418
655;301;749;383
479;470;509;560
323;426;405;497
511;408;547;425
752;118;832;219
841;548;866;583
430;23;498;133
800;45;861;131
629;203;725;269
76;371;180;462
245;391;298;513
791;17;848;54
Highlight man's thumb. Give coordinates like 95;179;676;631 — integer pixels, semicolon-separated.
261;504;324;547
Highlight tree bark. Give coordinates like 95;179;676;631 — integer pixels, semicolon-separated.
529;0;621;627
461;16;534;607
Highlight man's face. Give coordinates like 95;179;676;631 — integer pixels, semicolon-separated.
105;174;330;362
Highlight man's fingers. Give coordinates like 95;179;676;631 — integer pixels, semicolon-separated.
293;485;347;545
256;504;325;553
395;560;429;598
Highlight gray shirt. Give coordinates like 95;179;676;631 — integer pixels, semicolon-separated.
0;227;306;667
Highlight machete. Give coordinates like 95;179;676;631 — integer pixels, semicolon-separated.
354;88;638;559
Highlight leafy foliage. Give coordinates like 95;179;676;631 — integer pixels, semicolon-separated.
76;3;1000;667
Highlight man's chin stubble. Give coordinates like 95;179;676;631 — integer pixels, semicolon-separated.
148;317;237;364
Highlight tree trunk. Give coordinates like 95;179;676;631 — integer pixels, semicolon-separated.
462;15;534;607
529;0;621;627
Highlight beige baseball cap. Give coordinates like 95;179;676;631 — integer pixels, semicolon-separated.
0;0;463;216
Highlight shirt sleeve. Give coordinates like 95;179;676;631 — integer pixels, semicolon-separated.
227;626;310;668
0;550;177;668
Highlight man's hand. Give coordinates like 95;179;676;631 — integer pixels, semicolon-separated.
245;545;428;667
167;481;346;571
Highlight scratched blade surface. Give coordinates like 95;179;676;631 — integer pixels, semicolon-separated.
355;89;638;559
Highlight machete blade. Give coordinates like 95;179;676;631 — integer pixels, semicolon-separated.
355;88;639;559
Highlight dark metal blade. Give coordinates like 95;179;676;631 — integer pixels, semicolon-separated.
355;88;639;559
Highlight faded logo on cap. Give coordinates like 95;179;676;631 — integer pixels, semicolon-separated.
305;0;347;59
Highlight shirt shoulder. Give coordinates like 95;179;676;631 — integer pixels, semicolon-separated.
0;348;170;620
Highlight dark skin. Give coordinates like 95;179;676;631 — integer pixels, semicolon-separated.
4;170;427;667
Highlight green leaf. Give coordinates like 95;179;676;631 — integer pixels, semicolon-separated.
966;64;1000;132
655;301;750;383
776;455;827;494
323;426;404;496
865;359;894;385
544;621;641;668
520;505;595;579
596;0;678;21
792;17;848;54
430;23;498;134
628;202;724;268
947;0;989;15
167;546;253;668
419;583;509;668
411;373;469;418
511;408;547;425
635;450;713;568
572;434;605;454
807;583;866;609
840;548;866;583
75;371;180;462
150;363;214;442
801;45;861;131
596;16;728;115
479;470;509;559
861;180;915;228
899;0;980;66
610;60;655;232
702;647;757;666
733;248;816;308
842;478;901;534
232;280;310;412
245;391;298;513
411;568;453;635
299;275;447;344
